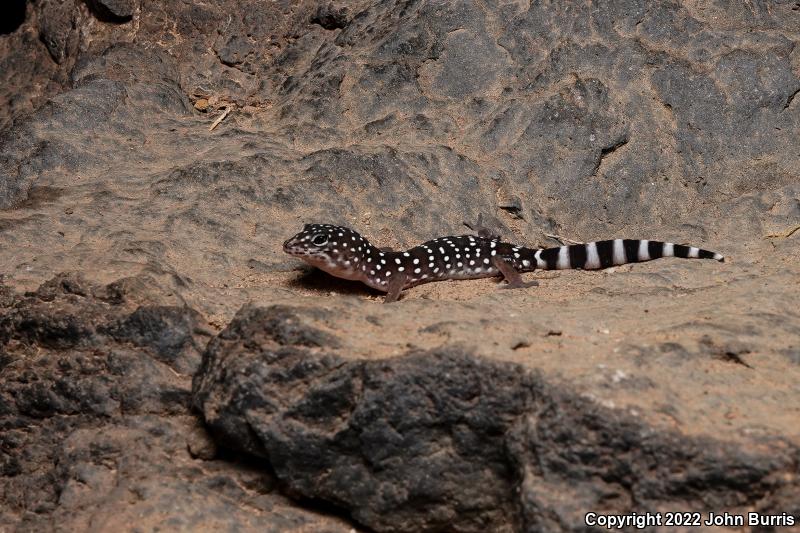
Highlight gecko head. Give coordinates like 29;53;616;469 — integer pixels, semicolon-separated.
283;224;368;272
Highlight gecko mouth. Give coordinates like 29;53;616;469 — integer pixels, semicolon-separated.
283;240;324;259
284;247;306;256
283;238;303;255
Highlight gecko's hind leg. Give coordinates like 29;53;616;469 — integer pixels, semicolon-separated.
491;256;539;289
463;214;502;240
383;273;407;303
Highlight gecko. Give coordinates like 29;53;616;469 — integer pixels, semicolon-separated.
283;220;724;303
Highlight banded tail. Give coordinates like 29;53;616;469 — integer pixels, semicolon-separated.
529;239;724;271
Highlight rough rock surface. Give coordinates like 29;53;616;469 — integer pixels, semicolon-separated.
192;305;799;532
0;274;356;532
1;0;799;531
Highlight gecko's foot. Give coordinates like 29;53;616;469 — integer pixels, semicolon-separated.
500;280;539;290
383;273;406;303
463;214;501;240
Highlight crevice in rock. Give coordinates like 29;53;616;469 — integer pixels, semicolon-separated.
498;196;524;219
716;350;753;368
291;493;374;533
591;137;629;177
783;86;799;110
0;0;26;35
310;4;349;31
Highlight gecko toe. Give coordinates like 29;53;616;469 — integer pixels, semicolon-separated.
500;280;539;290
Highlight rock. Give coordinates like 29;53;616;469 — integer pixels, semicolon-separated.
186;422;218;460
194;305;800;532
106;305;206;374
215;33;254;67
194;98;209;111
87;0;136;23
0;276;357;532
0;274;203;417
37;0;78;64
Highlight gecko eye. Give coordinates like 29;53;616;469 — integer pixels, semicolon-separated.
312;234;329;246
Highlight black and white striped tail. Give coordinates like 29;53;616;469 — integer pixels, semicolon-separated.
531;239;724;271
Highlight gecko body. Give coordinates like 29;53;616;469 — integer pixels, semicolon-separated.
283;223;724;302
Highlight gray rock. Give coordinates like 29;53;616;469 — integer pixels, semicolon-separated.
193;305;800;532
0;276;358;532
105;305;206;374
87;0;136;23
37;0;78;64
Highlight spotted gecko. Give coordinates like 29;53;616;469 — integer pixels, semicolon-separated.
283;221;724;303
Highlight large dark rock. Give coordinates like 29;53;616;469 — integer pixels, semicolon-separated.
193;306;800;532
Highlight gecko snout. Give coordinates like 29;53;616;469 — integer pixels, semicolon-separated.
283;236;302;254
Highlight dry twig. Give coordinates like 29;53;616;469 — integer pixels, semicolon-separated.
544;233;583;245
209;104;234;131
